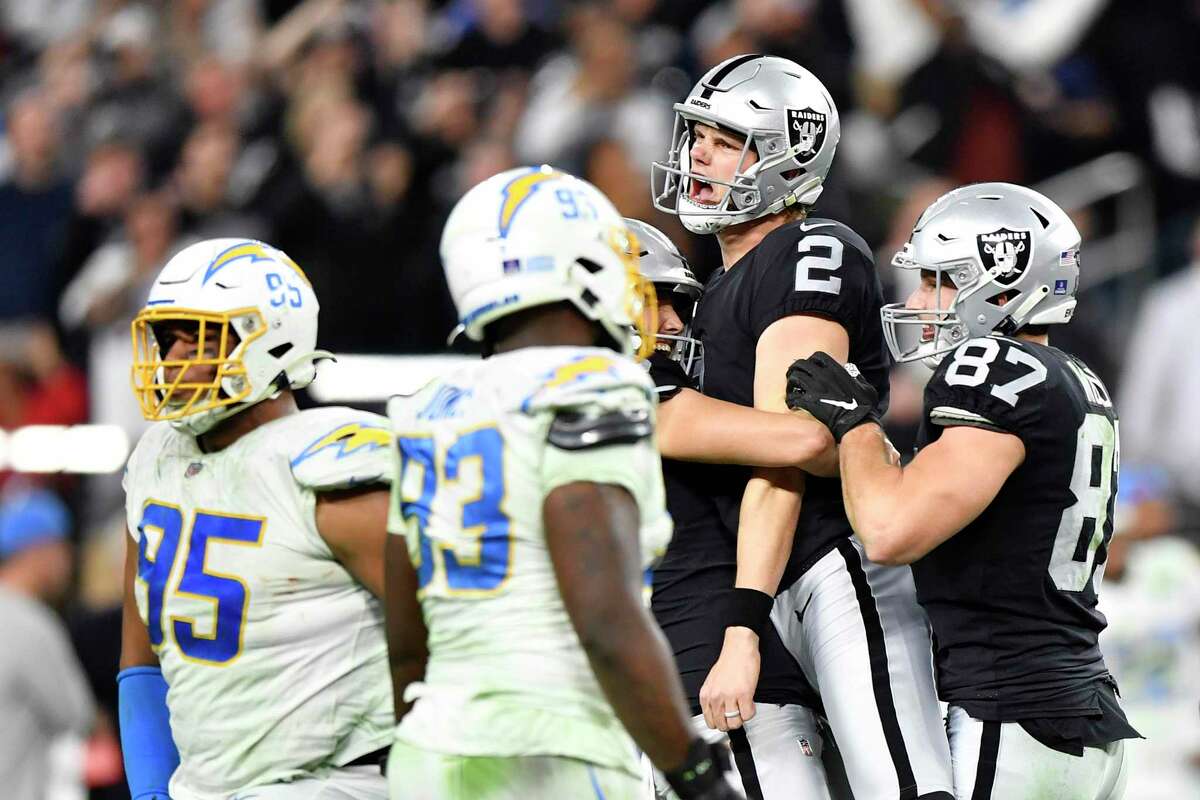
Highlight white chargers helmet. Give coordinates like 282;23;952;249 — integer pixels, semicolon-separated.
130;238;331;435
442;166;656;359
651;54;840;235
883;182;1081;365
623;218;703;374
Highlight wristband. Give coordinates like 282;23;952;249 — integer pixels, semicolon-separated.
118;666;180;800
725;587;773;635
664;737;730;798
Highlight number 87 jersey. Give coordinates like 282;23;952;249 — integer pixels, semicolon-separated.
913;334;1126;721
387;346;672;776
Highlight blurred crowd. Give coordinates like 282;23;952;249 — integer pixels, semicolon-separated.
0;0;1198;798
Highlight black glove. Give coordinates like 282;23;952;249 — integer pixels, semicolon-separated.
785;351;880;443
664;738;744;800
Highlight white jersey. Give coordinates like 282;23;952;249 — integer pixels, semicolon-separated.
122;408;395;800
387;347;672;778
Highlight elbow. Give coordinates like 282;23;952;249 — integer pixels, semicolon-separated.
860;520;919;566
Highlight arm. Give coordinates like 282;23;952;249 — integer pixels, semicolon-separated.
383;532;428;722
545;481;693;769
314;486;391;599
839;423;1024;564
658;387;837;476
700;314;848;732
119;534;179;800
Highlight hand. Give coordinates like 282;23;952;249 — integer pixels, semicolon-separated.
699;628;759;732
663;738;745;800
785;352;880;442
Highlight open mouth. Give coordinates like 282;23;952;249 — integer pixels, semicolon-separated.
688;176;719;206
921;325;934;343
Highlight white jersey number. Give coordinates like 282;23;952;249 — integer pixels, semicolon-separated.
945;339;1047;406
1048;413;1119;593
795;234;843;295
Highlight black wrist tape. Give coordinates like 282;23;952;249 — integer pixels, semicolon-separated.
725;587;774;635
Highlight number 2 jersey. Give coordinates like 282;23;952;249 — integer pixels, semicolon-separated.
691;218;891;587
122;408;395;800
914;335;1138;743
387;346;673;778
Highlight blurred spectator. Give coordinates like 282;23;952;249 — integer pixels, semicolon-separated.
84;4;188;178
1119;216;1200;532
437;0;558;73
0;477;72;605
0;321;88;431
173;119;267;240
0;575;95;800
60;191;181;447
58;138;146;286
1100;468;1200;799
515;5;671;174
0;89;72;321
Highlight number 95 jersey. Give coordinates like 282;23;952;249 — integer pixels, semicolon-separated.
914;335;1126;723
388;346;672;778
122;408;395;800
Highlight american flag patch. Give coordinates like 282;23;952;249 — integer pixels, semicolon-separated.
1059;249;1078;267
799;737;814;757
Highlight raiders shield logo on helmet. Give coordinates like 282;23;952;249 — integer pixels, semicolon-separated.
787;108;826;164
977;228;1032;286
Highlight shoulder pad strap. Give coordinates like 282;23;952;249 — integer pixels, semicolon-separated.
547;407;653;451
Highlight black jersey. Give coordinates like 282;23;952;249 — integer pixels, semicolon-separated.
913;335;1136;740
646;353;818;713
690;218;891;588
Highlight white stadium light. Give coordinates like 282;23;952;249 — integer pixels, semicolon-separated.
3;425;130;474
308;354;479;403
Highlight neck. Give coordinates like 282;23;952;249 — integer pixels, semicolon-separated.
715;211;795;268
490;305;600;355
1015;330;1049;347
198;391;298;452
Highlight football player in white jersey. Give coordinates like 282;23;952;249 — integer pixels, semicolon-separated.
118;239;394;800
383;167;743;800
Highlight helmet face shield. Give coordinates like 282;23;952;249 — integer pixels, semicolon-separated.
881;245;972;365
650;112;768;232
131;306;266;423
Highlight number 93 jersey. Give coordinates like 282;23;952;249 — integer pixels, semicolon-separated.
122;407;395;800
914;335;1126;722
387;346;672;778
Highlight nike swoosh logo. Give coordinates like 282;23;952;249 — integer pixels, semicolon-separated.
819;398;859;410
798;221;835;232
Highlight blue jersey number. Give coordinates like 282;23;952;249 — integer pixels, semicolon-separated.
136;503;266;664
398;427;511;595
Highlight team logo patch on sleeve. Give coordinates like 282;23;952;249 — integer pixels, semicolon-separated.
786;108;827;164
290;422;391;467
977;228;1032;286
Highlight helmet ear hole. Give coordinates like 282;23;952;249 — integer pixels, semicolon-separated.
268;342;294;359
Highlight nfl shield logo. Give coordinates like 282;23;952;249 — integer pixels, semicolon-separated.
185;462;204;478
786;108;827;165
977;228;1032;287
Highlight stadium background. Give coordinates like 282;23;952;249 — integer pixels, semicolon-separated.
0;0;1197;797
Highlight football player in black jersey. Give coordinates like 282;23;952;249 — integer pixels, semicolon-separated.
628;218;840;798
785;183;1140;799
651;55;954;800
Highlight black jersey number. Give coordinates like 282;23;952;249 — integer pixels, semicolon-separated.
795;235;843;295
1049;412;1118;593
944;338;1047;406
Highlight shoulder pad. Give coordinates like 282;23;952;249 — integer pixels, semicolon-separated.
547;407;653;450
289;410;394;491
521;352;655;415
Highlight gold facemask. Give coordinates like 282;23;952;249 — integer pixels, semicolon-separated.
130;307;266;423
610;226;658;361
